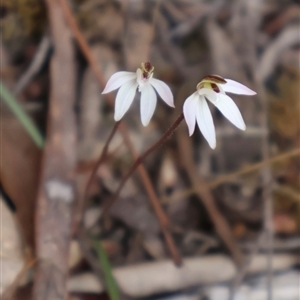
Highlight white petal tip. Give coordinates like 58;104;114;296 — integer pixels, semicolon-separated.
101;88;109;94
237;122;246;131
187;126;195;136
168;99;175;108
150;78;174;108
114;113;122;121
235;124;246;131
163;99;175;108
102;87;112;94
223;79;257;95
208;140;216;149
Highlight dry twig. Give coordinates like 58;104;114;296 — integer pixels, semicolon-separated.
176;130;243;265
161;147;300;204
13;34;52;96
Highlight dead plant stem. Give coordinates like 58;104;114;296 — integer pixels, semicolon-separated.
103;113;184;214
257;83;273;300
176;130;243;265
161;147;300;204
73;121;121;234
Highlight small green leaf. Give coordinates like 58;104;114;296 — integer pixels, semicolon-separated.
0;81;45;148
94;240;120;300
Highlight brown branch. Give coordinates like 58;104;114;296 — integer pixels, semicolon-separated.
103;114;184;265
83;121;121;203
117;123;182;265
256;83;274;300
103;113;184;214
176;130;244;266
58;0;181;265
73;121;121;235
33;0;77;299
209;148;300;188
161;147;300;204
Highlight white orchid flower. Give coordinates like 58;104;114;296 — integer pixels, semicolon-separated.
102;62;174;126
183;75;256;149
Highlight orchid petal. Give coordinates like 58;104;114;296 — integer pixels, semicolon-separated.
183;92;198;136
218;84;226;95
150;78;174;107
196;96;216;149
213;93;246;130
223;79;256;95
140;84;157;126
114;79;138;121
136;68;143;82
198;88;217;103
102;71;136;94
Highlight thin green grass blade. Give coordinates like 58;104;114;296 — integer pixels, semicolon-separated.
0;81;45;148
94;240;120;300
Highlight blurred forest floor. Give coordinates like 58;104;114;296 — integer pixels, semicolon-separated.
0;0;299;299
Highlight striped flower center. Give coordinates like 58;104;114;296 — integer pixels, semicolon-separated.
141;62;154;79
196;75;227;93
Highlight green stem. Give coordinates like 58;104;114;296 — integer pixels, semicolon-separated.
0;81;44;148
94;240;120;300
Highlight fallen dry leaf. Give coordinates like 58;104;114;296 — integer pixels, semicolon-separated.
0;196;25;295
0;111;41;252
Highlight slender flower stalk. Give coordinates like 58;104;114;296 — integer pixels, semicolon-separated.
102;62;174;126
83;121;121;202
73;121;121;235
102;113;184;214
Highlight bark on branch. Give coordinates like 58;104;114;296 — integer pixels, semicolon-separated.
33;0;77;299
